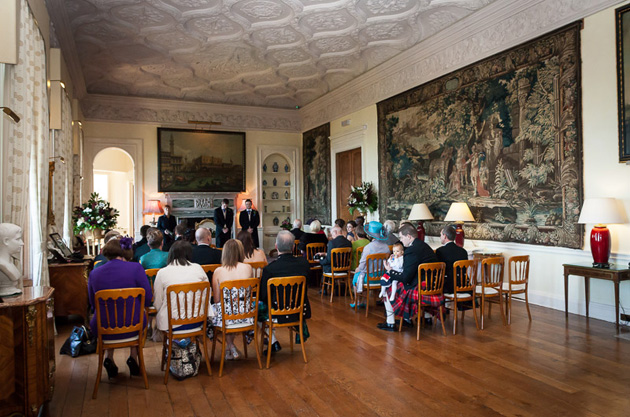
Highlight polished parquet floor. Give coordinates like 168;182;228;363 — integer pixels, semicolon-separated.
50;289;630;417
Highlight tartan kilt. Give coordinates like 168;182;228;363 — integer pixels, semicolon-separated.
388;285;419;320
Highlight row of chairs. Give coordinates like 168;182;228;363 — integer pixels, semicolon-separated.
92;274;309;398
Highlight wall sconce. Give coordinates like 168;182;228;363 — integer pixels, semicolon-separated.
444;202;475;247
1;107;20;123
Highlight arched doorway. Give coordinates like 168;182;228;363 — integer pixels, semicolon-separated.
92;147;135;235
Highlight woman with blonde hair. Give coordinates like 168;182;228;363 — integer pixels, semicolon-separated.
298;219;328;254
211;239;254;360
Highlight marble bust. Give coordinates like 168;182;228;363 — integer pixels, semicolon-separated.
0;223;24;296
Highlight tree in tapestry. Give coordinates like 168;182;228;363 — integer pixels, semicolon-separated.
377;23;583;248
303;123;331;225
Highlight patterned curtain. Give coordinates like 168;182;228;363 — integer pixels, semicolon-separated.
4;0;50;285
52;93;74;248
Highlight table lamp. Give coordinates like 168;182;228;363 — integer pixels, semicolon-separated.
408;203;433;241
444;202;475;247
143;200;163;226
577;198;628;268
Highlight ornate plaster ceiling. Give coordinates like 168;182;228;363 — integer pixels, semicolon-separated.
48;0;498;109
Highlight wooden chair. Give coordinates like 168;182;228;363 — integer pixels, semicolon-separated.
354;253;388;317
350;246;365;273
503;255;531;324
211;278;262;377
388;245;393;253
306;242;325;287
443;260;479;334
145;268;160;316
247;261;267;279
161;281;212;384
201;264;221;274
399;262;446;339
92;288;148;399
292;240;301;257
321;247;352;303
259;276;308;368
476;257;506;329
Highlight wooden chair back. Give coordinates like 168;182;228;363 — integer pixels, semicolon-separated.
306;243;325;264
94;287;146;338
267;276;306;320
453;259;477;293
292;240;301;257
145;268;160;290
352;246;365;270
388;245;393;253
330;247;352;273
365;253;388;284
507;255;530;286
247;261;267;279
165;281;211;330
201;264;221;273
481;257;504;289
219;278;260;324
418;262;446;296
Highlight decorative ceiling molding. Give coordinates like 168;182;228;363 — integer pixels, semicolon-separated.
299;0;624;131
81;94;301;132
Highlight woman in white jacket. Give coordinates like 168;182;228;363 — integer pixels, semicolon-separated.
153;240;210;332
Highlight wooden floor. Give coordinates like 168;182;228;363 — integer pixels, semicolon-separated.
49;289;630;417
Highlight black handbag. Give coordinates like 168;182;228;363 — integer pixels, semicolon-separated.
60;325;96;357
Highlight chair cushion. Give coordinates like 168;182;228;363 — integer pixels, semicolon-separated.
502;283;526;292
224;321;254;330
475;286;498;295
323;272;348;277
444;293;473;300
103;335;139;344
172;326;202;335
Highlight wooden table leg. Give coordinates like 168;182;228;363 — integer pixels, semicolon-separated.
564;271;569;318
584;276;590;318
615;279;620;333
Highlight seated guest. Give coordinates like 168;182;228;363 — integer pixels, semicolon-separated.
88;237;153;378
132;225;152;262
162;223;186;252
350;221;390;307
350;225;369;271
335;218;346;237
139;229;169;270
384;220;399;245
318;225;352;274
346;220;358;242
192;227;221;265
298;220;328;254
435;224;468;295
378;223;437;331
355;216;365;229
290;219;304;240
260;231;312;354
211;239;254;360
237;230;267;264
153;240;209;334
93;230;120;269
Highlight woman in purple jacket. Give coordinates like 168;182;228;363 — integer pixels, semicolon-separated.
88;237;153;379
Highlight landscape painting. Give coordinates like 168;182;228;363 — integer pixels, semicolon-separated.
378;23;583;248
303;123;331;225
158;128;245;193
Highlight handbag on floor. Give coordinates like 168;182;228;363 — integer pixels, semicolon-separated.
167;338;201;380
59;325;96;357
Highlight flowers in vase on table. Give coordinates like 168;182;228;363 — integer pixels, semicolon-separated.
72;192;120;233
347;182;378;215
280;218;292;231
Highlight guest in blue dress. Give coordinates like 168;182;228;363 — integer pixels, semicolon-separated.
139;229;169;270
88;237;153;379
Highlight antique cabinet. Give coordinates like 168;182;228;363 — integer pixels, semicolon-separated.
48;260;90;321
0;287;55;416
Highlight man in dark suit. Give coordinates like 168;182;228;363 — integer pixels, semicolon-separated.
132;225;151;262
260;230;311;354
214;198;233;248
318;226;352;273
157;204;177;243
239;199;260;248
162;223;186;252
290;219;304;240
192;227;221;265
378;223;437;331
436;224;468;294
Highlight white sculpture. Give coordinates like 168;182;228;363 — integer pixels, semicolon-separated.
0;223;24;296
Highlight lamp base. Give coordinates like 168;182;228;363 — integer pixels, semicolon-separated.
590;225;611;269
592;262;610;269
454;222;465;247
417;221;425;242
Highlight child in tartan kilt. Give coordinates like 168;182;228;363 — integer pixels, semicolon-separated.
379;242;404;300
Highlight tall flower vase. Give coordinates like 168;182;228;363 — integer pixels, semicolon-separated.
92;228;104;239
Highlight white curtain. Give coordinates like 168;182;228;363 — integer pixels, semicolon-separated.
52;93;73;248
4;0;49;285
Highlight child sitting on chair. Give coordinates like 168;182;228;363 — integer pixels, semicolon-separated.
379;242;404;301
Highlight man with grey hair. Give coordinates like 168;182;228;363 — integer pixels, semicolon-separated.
259;230;312;354
318;225;351;274
383;220;399;245
290;219;304;240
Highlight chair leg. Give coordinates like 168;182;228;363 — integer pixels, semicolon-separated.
138;342;149;389
398;315;403;332
253;325;262;369
471;295;480;330
219;330;227;377
211;328;217;364
452;299;457;335
525;290;532;321
299;321;308;363
506;293;511;325
92;346;104;399
417;307;422;340
365;288;370;318
438;305;446;336
330;278;334;303
498;290;507;325
289;327;294;353
201;335;212;376
266;323;273;369
160;332;167;371
346;278;354;303
164;334;174;385
480;295;485;330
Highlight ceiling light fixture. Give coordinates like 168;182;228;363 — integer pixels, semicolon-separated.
1;107;20;123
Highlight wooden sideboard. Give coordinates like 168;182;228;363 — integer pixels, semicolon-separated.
0;287;55;417
48;260;91;322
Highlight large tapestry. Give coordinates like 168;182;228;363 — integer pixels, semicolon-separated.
378;23;583;248
303;123;331;225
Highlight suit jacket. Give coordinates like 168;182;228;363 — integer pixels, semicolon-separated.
290;228;304;240
320;235;352;273
435;241;469;294
298;232;328;253
388;238;437;290
239;209;260;247
213;207;233;247
157;214;177;234
260;254;311;323
192;244;222;266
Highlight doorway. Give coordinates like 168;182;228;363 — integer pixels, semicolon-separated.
92;147;135;235
336;147;362;222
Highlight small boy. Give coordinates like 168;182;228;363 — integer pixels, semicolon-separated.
379;242;404;301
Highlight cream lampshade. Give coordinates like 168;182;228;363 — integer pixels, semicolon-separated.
408;203;433;241
143;200;163;226
444;202;475;247
577;198;628;268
